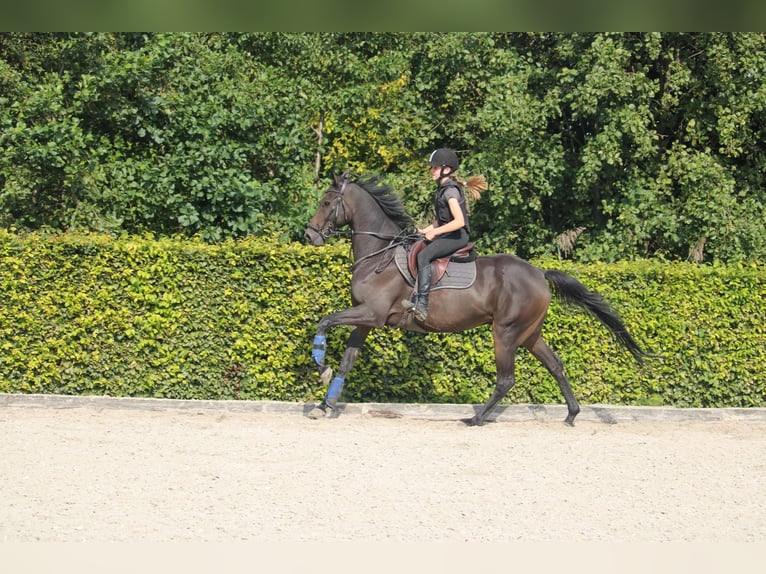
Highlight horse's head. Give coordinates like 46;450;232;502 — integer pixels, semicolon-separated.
304;171;352;246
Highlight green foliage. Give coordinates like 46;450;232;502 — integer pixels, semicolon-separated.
0;33;318;241
0;231;332;400
1;231;764;408
2;33;766;263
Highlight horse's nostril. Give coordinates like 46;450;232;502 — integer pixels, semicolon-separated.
304;229;323;246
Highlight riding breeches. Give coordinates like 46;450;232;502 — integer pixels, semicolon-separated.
416;228;469;270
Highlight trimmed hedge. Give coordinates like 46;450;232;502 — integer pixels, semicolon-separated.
1;231;764;407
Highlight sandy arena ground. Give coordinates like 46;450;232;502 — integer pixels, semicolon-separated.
1;396;765;544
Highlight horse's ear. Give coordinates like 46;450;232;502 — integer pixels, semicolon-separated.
332;169;351;188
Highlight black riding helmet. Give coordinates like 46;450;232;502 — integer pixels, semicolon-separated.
427;148;459;171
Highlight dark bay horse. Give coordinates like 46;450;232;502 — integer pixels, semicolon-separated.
304;173;647;425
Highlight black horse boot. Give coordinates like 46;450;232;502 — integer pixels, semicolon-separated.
412;265;431;321
402;264;431;321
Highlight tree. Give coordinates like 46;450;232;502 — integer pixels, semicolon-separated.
1;32;765;262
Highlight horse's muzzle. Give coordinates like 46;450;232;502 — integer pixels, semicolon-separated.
304;226;325;246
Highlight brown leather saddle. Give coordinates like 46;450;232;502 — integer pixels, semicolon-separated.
406;240;476;286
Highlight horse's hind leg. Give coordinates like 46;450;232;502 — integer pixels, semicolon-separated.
309;325;371;419
463;327;518;426
528;337;580;426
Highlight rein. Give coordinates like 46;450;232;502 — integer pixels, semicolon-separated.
350;230;420;273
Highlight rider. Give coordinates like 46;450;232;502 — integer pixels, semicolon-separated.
402;148;474;322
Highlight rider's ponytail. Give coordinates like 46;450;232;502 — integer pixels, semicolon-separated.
456;174;487;202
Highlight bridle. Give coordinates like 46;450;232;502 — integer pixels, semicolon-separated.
307;171;421;271
305;174;351;241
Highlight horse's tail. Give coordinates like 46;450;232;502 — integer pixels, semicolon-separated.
544;269;648;365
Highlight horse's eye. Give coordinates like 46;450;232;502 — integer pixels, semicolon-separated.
323;200;332;207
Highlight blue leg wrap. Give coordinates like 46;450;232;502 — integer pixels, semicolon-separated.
325;376;345;401
311;334;326;365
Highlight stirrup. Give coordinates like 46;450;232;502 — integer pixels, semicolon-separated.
401;292;417;310
403;294;428;321
413;303;428;322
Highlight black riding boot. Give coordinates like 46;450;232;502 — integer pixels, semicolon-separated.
412;265;431;321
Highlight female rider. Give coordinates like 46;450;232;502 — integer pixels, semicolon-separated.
402;148;483;322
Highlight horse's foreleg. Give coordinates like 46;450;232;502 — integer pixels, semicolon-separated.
309;305;379;419
311;333;333;384
310;308;374;389
329;326;371;406
528;337;580;426
309;325;372;419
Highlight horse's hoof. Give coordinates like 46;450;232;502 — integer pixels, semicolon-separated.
563;417;576;427
460;416;482;426
308;406;327;419
320;367;333;385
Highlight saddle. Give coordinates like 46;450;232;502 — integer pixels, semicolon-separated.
407;240;476;286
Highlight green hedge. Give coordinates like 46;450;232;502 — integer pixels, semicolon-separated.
1;231;764;407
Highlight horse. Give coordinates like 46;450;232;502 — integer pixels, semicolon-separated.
303;172;648;426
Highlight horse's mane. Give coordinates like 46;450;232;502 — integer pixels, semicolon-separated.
351;174;415;231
